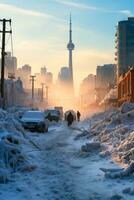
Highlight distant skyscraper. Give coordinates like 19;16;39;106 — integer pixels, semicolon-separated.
45;72;53;85
22;64;31;74
0;52;17;78
115;17;134;77
16;64;31;89
96;64;117;88
67;14;75;93
80;74;96;106
96;64;117;103
41;66;47;76
58;67;71;82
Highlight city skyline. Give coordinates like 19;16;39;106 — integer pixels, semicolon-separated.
0;0;134;92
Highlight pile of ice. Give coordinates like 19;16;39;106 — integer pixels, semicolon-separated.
0;108;36;183
85;102;134;165
0;108;26;135
117;132;134;163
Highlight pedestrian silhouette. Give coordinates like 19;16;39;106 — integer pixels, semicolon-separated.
66;112;74;126
77;111;81;122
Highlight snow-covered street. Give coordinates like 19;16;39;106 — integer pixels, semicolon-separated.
0;112;134;200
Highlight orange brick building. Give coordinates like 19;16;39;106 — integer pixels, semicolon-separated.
118;68;134;105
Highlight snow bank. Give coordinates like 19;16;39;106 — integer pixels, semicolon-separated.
117;132;134;163
0;108;36;183
120;102;134;113
82;103;134;165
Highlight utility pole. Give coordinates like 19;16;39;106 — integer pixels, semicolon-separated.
46;86;48;105
41;83;45;102
0;19;12;108
30;75;36;101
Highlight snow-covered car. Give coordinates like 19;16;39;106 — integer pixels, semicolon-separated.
54;106;63;118
44;109;61;122
20;111;48;132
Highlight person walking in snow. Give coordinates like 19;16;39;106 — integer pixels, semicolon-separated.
66;112;74;126
77;111;81;122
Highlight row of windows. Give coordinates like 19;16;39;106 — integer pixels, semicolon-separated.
117;46;134;50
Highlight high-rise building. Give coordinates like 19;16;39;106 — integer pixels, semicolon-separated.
41;66;47;76
115;17;134;77
96;64;117;102
16;64;31;89
80;74;96;107
96;64;117;88
5;78;25;107
45;72;53;85
58;67;71;82
67;14;75;93
22;64;31;74
0;52;17;78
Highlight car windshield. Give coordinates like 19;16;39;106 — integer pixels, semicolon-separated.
50;110;58;114
50;110;60;115
44;109;59;115
23;111;44;119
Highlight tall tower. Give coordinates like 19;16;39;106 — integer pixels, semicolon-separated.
67;14;75;93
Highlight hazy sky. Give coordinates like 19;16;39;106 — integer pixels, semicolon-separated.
0;0;133;91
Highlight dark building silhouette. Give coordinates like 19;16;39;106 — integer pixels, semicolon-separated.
16;64;31;89
58;67;71;82
0;52;17;78
96;64;117;102
41;66;47;76
96;64;117;88
115;17;134;77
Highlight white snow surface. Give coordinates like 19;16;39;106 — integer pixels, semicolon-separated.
88;103;134;165
120;102;134;113
0;106;134;199
0;108;37;186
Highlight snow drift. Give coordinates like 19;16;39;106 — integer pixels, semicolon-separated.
83;102;134;166
0;108;36;184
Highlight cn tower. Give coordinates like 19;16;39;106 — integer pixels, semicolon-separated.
67;14;75;94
